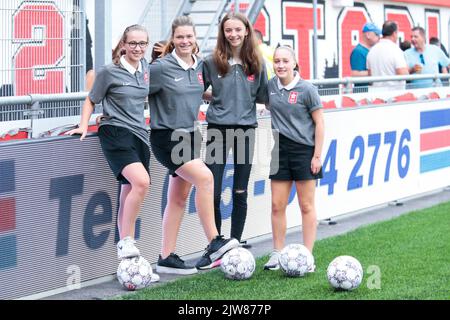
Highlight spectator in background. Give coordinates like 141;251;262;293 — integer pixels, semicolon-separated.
83;20;100;92
429;37;449;85
400;40;411;51
429;37;449;57
399;40;412;86
255;29;275;79
71;18;94;92
85;19;94;73
366;20;409;92
350;22;381;91
404;27;450;88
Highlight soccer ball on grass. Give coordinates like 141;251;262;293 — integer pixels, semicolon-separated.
326;255;363;291
279;244;314;277
117;256;155;291
220;247;256;280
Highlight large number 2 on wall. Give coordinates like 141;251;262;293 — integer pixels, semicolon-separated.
13;3;64;96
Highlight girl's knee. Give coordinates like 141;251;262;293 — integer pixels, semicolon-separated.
300;202;315;215
272;202;287;216
233;190;248;208
133;176;150;194
171;195;187;209
203;169;214;183
197;169;214;191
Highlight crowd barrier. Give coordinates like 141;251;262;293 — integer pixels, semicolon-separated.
1;74;450;139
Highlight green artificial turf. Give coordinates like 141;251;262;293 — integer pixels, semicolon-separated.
118;201;450;300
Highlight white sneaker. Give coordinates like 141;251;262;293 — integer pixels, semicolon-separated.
263;250;280;270
117;236;140;259
149;272;160;283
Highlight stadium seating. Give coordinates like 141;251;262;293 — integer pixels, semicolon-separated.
341;96;358;108
0;128;31;141
428;92;440;100
391;92;417;103
322;100;337;109
358;98;370;106
371;98;386;105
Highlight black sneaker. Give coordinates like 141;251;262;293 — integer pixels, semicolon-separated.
195;236;239;270
156;253;198;275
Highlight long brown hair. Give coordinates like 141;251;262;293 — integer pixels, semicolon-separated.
213;12;262;76
162;16;199;57
112;24;149;65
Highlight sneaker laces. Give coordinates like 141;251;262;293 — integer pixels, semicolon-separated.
203;235;225;254
123;237;136;244
212;235;225;244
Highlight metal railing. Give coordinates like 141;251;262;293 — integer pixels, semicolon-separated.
1;73;449;138
0;93;87;122
1;73;448;109
311;73;450;90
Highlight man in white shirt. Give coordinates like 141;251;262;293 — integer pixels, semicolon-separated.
367;21;409;91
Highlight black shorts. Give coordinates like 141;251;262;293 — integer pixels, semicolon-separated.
98;125;150;184
150;129;202;177
269;133;323;181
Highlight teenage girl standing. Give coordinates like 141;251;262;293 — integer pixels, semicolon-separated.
148;16;239;274
203;13;268;262
67;25;156;267
263;46;324;271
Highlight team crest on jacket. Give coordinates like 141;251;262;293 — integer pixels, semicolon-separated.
289;92;298;104
197;73;204;85
247;74;255;82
